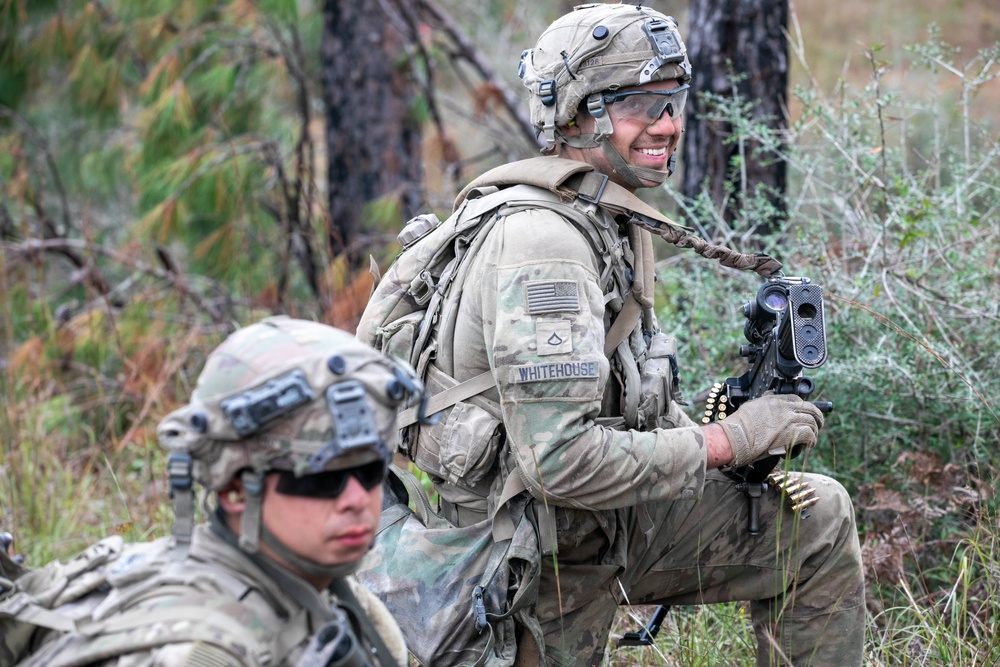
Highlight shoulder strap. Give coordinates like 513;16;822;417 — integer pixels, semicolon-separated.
604;291;642;356
328;579;401;667
0;591;78;632
397;176;652;428
397;370;494;428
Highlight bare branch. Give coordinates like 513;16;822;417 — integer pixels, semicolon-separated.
4;238;233;324
0;105;74;236
412;0;542;150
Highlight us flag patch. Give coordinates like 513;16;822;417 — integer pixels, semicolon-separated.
525;280;580;314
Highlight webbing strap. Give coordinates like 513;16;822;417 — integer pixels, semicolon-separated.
0;592;78;632
385;464;452;531
604;292;642;357
328;578;401;667
562;169;690;231
397;370;495;428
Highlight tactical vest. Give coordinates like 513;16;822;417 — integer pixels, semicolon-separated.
0;529;395;667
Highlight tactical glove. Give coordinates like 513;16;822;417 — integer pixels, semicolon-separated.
719;394;824;467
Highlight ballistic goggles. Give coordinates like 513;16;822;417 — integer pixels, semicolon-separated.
603;83;690;124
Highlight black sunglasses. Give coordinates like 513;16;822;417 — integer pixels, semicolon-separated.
274;461;387;499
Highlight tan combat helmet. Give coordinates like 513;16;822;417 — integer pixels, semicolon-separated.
519;3;691;187
157;316;425;574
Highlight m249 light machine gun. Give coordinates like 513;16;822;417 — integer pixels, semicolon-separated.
704;276;833;535
618;276;832;650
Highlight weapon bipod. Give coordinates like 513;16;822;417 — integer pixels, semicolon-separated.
617;604;670;647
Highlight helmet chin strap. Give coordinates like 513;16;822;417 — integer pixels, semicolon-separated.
559;130;672;189
599;139;671;188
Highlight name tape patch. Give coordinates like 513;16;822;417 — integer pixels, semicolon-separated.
525;280;580;315
512;361;599;384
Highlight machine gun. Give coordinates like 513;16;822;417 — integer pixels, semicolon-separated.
703;276;832;534
617;276;831;650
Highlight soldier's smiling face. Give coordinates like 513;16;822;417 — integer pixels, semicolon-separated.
560;79;684;191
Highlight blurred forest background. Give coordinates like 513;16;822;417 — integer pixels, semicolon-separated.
1;0;998;664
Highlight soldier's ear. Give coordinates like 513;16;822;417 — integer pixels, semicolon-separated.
562;116;582;137
218;481;246;513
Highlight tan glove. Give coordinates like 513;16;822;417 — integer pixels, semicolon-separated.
719;393;825;466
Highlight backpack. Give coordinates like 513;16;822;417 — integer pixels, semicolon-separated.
0;536;279;667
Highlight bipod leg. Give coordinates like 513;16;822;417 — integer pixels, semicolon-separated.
617;605;670;647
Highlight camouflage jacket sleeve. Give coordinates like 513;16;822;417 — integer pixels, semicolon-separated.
459;207;708;511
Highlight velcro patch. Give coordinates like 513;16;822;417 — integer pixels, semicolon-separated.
525;280;580;314
536;320;572;356
512;361;599;384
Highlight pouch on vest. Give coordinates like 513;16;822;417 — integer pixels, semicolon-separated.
407;364;506;494
637;332;681;430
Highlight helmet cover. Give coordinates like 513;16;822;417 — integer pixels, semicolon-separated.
157;316;422;491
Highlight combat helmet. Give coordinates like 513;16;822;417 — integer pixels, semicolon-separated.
157;316;426;575
519;3;691;187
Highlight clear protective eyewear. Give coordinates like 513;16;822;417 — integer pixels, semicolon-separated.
602;83;690;125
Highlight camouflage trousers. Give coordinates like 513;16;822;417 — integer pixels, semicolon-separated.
531;470;865;667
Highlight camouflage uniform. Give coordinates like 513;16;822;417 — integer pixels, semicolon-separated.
430;195;864;667
1;317;415;667
6;525;406;667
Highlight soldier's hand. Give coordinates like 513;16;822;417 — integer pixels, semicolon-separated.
719;394;824;466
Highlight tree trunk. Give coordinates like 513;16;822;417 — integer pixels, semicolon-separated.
682;0;788;233
321;0;424;266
